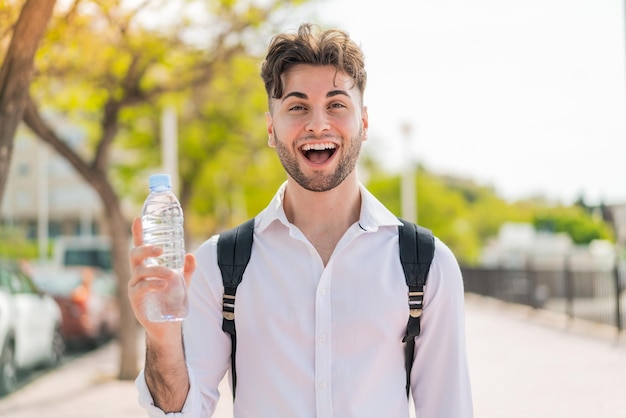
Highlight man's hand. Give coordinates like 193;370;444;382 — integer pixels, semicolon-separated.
128;217;196;336
127;217;196;412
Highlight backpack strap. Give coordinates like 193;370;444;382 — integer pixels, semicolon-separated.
397;218;435;397
217;218;255;399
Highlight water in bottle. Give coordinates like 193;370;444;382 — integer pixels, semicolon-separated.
141;173;188;322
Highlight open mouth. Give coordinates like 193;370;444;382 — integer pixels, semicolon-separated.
301;142;337;164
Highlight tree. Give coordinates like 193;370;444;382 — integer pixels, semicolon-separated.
0;0;56;205
18;0;309;379
533;205;614;244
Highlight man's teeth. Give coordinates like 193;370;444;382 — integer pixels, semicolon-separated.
301;143;336;151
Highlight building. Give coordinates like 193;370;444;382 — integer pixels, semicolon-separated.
481;221;617;269
605;203;626;250
0;129;106;240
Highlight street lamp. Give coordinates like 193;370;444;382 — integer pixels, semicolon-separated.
161;106;179;195
400;122;417;223
37;143;49;261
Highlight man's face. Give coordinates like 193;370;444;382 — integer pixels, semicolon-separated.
266;64;368;192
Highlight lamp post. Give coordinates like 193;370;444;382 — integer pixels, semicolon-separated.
161;106;179;195
37;143;48;261
400;122;417;224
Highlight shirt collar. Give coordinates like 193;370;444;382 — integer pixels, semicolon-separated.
256;181;401;233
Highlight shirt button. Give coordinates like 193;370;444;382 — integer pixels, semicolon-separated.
319;288;326;295
319;382;327;389
319;334;326;342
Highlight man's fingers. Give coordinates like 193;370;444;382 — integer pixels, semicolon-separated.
132;217;143;246
129;242;162;269
183;254;196;287
128;264;171;288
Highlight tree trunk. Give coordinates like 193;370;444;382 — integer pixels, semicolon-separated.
22;97;140;380
100;183;140;380
0;0;56;204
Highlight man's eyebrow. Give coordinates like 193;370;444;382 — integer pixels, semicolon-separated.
282;91;307;102
327;89;351;99
281;89;351;102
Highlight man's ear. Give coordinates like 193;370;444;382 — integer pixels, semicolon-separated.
361;106;369;142
266;111;275;147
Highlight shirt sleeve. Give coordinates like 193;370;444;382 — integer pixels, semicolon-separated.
135;235;232;417
411;238;474;417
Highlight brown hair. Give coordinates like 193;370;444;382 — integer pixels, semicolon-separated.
260;23;367;103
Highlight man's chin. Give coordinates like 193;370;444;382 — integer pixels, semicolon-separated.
292;174;349;193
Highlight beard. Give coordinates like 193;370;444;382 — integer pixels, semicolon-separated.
273;129;364;192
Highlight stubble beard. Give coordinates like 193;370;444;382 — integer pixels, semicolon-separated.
273;129;363;192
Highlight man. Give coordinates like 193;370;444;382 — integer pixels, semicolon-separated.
129;23;473;417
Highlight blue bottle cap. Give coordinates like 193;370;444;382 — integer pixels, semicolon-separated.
149;174;172;192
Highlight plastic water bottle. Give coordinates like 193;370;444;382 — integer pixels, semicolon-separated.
141;173;188;322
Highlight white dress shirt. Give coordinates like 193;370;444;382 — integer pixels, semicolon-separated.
136;183;473;417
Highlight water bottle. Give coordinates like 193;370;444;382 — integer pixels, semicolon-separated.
141;173;188;322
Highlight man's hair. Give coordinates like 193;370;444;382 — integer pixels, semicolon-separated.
260;23;367;102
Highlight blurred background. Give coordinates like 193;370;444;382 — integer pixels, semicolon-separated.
0;0;625;414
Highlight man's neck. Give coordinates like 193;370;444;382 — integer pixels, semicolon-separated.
282;175;361;264
284;177;361;229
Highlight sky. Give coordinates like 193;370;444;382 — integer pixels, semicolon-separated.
298;0;626;205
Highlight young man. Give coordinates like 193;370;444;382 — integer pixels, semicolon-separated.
129;23;473;417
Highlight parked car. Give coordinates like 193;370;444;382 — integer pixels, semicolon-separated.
0;259;64;395
53;235;112;271
32;265;119;348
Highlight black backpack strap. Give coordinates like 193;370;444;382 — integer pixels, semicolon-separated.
217;218;255;399
397;218;435;397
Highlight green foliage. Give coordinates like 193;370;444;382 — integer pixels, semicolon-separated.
0;226;41;259
533;206;613;244
363;163;612;265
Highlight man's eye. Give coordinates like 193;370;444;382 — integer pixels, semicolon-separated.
289;105;306;111
329;102;346;109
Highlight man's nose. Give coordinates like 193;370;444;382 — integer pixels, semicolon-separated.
305;109;330;133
